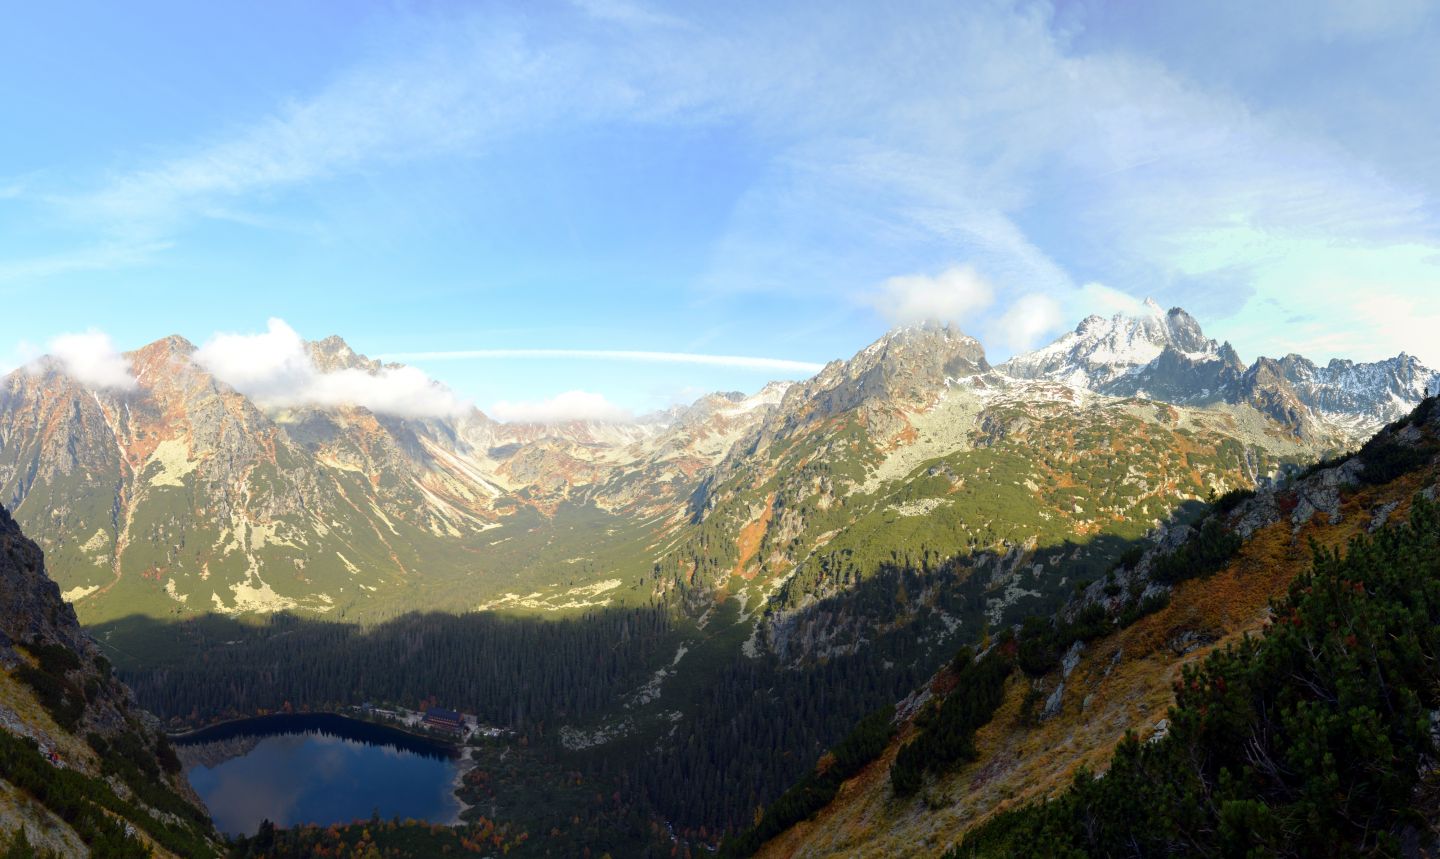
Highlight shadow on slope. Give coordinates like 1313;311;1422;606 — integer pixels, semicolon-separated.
92;606;677;732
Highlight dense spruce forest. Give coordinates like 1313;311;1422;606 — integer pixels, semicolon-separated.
634;558;996;832
108;607;675;730
113;558;1003;838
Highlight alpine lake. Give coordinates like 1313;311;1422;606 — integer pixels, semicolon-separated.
175;713;465;837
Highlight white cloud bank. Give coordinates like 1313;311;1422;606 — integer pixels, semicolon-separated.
1074;283;1151;319
195;318;467;419
995;294;1065;351
869;265;1067;351
39;330;137;391
489;390;632;423
872;265;995;327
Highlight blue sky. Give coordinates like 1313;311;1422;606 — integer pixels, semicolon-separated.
3;0;1439;420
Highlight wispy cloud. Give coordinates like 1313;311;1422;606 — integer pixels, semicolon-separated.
994;294;1065;352
6;1;1440;368
869;265;994;327
378;348;824;374
0;241;171;283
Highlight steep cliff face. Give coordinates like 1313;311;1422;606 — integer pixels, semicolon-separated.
763;323;989;443
0;502;222;857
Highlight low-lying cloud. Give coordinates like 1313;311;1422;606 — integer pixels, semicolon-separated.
489;390;633;424
871;265;995;327
195;318;468;419
40;330;137;391
995;293;1065;351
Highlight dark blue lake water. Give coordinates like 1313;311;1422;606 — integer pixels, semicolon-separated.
178;713;463;837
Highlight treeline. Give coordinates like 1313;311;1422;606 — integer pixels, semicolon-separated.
959;496;1440;857
112;607;674;731
1149;516;1243;586
228;815;529;858
13;640;88;731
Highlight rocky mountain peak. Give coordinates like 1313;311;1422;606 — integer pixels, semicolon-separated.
307;334;381;374
1261;350;1440;429
764;324;988;439
1217;341;1243;366
129;334;201;386
856;322;988;380
135;334;198;358
1160;306;1212;355
1002;301;1221;390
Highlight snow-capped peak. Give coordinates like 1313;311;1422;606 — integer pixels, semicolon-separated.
1001;302;1220;390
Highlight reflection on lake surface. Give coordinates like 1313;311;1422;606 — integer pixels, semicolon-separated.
179;713;463;837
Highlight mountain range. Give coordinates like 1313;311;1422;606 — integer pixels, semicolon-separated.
1002;299;1437;436
0;301;1433;634
4;300;1440;855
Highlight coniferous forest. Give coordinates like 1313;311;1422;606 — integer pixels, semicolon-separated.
960;496;1440;856
111;608;675;731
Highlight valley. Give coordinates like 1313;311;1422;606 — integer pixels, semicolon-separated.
7;6;1439;855
3;304;1438;856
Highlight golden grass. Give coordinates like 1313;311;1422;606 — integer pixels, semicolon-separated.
0;669;99;772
